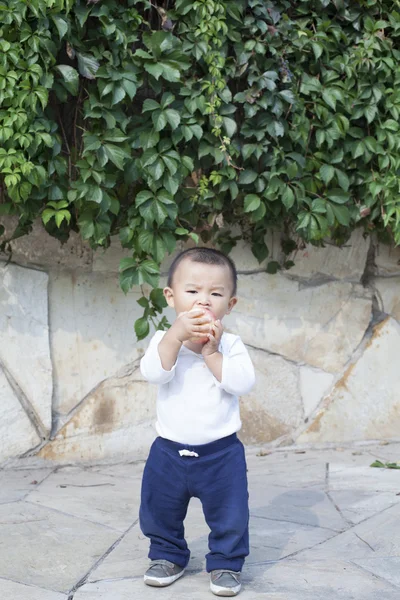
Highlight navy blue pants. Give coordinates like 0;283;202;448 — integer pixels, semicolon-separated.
139;433;249;572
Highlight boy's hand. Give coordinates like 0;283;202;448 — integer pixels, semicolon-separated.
171;308;213;343
201;319;223;357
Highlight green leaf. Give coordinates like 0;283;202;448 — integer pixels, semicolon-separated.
252;241;269;263
150;287;167;309
152;111;167;131
311;42;323;60
279;89;295;103
120;267;139;293
239;170;258;185
244;194;261;212
136;190;154;206
104;144;130;170
364;105;377;124
266;261;281;274
142;99;160;112
164;109;181;130
335;169;350;192
119;257;137;272
55;65;79;96
327;190;350;204
320;164;335;185
77;53;100;80
144;62;164;79
329;203;350;226
382;119;399;132
352;141;364;159
282;185;295;209
112;86;126;106
52;15;68;39
122;79;137;100
322;89;336;111
160;62;181;82
222;117;237;138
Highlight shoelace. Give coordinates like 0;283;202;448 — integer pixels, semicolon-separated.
149;560;175;575
212;570;240;583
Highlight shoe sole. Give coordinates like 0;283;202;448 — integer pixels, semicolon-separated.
210;581;241;596
144;568;185;587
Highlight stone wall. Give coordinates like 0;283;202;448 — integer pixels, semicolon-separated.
1;218;400;463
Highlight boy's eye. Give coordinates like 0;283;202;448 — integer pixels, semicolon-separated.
212;293;222;297
187;290;197;294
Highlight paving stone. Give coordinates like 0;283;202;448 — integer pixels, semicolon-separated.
249;485;347;531
352;557;400;588
87;461;145;481
90;499;210;581
247;558;398;599
0;578;66;599
328;464;400;492
26;466;140;532
1;445;400;599
0;502;119;592
248;516;336;563
77;558;398;600
0;468;53;504
298;502;400;560
328;489;400;525
75;574;272;600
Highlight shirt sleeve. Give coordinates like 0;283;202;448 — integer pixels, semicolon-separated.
217;336;255;396
140;330;177;385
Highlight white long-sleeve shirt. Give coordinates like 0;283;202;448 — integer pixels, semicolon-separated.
140;330;255;445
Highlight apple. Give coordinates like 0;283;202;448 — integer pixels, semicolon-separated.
190;308;216;344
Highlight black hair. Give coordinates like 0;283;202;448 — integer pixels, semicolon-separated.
167;247;237;296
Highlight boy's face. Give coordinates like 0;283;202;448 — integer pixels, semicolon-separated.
164;258;237;320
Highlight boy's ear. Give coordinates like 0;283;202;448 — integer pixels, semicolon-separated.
163;287;174;308
226;296;237;314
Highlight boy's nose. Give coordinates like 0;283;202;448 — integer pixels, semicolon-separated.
196;299;211;307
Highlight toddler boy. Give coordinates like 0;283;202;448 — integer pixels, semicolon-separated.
139;247;255;596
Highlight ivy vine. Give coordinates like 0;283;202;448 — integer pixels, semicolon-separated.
0;0;400;339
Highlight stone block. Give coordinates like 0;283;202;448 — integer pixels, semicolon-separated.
287;228;370;282
0;367;41;462
374;241;400;276
92;235;131;273
0;215;92;270
0;263;52;434
49;271;145;418
240;349;303;444
298;318;400;444
38;360;157;462
225;274;372;373
299;367;334;419
373;277;400;322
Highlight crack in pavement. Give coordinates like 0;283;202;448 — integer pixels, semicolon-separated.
67;517;139;599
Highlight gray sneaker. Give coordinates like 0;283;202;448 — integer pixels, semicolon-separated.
210;570;241;596
144;559;185;587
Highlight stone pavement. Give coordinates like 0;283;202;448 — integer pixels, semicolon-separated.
1;443;400;600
